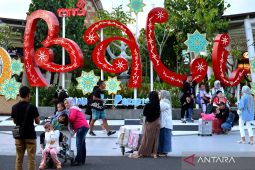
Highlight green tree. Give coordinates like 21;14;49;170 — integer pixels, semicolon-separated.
0;24;17;49
164;0;230;71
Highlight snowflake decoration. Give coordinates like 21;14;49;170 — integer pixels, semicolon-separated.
156;11;165;20
0;78;21;100
221;36;229;45
76;70;100;95
116;60;125;70
184;30;208;55
127;0;146;15
11;58;24;76
105;76;121;94
86;33;96;43
196;63;206;72
38;51;47;62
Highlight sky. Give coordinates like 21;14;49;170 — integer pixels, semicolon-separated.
0;0;255;32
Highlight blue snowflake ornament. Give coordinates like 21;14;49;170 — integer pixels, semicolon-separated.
184;30;208;55
105;77;121;95
11;58;24;75
76;71;100;95
127;0;146;15
0;78;21;100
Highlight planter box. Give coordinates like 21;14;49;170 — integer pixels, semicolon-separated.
37;107;202;120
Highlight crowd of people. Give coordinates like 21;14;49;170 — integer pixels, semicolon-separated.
10;77;255;169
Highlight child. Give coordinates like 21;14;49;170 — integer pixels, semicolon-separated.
51;102;67;121
39;123;62;170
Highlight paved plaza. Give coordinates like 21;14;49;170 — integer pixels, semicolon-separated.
0;116;255;170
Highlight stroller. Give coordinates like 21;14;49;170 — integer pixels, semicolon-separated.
41;118;75;168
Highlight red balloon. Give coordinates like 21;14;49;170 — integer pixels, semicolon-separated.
84;20;142;88
23;10;84;87
212;34;248;86
146;7;208;87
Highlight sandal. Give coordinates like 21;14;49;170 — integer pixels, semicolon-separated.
38;164;45;170
89;131;96;136
151;154;157;158
129;153;142;158
158;154;167;157
249;141;254;145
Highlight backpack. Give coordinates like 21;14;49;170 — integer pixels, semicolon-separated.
195;93;201;105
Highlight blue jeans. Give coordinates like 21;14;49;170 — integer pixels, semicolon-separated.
75;126;89;164
186;108;193;122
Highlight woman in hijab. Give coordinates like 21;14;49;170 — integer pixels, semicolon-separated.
211;80;224;97
157;90;173;157
64;97;90;165
131;91;161;158
238;86;254;144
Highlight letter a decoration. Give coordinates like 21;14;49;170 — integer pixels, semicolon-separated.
146;8;208;87
212;34;248;86
84;20;142;88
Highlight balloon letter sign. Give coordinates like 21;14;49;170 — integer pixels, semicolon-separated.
23;10;84;87
212;34;248;86
146;8;208;87
84;20;142;88
22;7;247;89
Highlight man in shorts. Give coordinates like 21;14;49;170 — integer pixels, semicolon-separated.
89;81;116;136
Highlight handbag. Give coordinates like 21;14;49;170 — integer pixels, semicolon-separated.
12;104;31;138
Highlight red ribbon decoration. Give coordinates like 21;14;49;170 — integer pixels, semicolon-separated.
146;7;208;87
23;10;84;87
84;20;142;88
212;34;248;86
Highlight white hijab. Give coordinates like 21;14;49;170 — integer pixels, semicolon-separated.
65;97;82;112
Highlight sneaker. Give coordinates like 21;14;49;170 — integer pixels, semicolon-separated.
125;150;134;154
102;129;107;134
89;131;96;136
107;130;116;136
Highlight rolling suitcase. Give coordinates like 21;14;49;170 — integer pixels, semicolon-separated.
212;118;223;134
198;119;212;136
